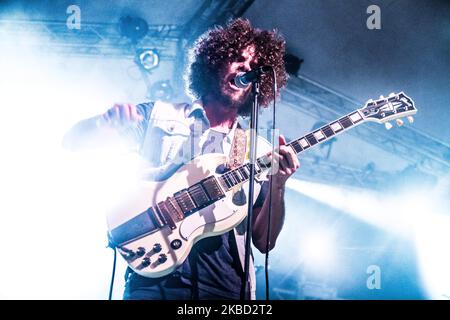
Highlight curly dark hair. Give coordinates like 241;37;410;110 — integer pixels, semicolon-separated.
185;18;287;112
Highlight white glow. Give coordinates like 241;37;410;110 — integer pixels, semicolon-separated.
414;214;450;300
412;177;450;300
0;25;148;299
300;229;336;272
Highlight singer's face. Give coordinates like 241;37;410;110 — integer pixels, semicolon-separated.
217;45;258;109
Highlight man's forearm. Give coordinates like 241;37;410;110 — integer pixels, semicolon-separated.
252;181;286;253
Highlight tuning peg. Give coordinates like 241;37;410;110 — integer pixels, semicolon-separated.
396;119;404;126
385;122;393;130
407;116;414;124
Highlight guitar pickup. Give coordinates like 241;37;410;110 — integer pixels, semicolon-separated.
201;176;225;201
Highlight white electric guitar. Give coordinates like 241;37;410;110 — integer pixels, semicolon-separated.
106;92;417;278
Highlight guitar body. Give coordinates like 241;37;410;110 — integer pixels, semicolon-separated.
106;153;263;278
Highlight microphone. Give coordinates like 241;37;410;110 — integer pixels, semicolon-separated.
233;66;272;89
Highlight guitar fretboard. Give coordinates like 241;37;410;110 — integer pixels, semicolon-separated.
218;110;365;190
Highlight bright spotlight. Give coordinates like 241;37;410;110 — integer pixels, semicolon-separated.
300;229;336;271
136;48;160;71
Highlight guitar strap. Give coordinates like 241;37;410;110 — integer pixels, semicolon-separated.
228;125;255;289
227;125;247;170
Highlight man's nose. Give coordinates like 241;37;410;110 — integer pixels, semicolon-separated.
238;61;251;72
232;61;252;72
243;59;252;71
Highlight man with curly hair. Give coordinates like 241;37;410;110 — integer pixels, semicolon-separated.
64;18;300;300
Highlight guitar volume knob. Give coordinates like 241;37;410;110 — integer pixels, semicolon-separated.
136;247;146;257
153;243;162;253
141;257;151;267
158;254;167;264
124;251;136;260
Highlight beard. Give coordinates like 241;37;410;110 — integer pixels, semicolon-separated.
235;96;253;116
207;75;253;116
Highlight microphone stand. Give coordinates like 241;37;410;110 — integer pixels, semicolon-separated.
241;80;260;300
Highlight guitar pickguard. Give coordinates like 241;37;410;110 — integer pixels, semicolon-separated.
179;198;237;240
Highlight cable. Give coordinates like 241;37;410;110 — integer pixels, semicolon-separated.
265;67;277;301
108;238;118;300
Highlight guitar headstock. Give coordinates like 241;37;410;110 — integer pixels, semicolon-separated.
360;92;417;129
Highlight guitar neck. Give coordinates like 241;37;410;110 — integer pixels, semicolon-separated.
286;109;365;155
218;109;366;190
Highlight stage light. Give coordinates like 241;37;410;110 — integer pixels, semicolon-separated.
119;16;148;43
148;80;173;101
136;48;160;71
300;228;336;272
